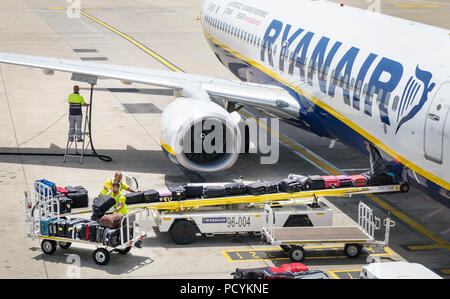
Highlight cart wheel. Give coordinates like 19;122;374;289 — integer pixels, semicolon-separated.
344;244;362;258
116;246;132;255
280;245;290;253
288;246;306;262
93;248;110;265
400;182;409;193
41;240;57;255
58;242;72;249
170;220;196;245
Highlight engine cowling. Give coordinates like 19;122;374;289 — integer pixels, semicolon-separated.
160;97;242;172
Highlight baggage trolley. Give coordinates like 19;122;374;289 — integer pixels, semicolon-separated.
26;196;149;266
262;201;395;262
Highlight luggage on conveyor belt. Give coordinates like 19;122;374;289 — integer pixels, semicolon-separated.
183;185;204;198
288;174;312;190
64;185;89;208
143;189;160;203
262;182;279;194
125;191;145;205
203;185;227;198
158;188;172;202
336;175;354;187
224;182;247;196
246;182;267;196
377;172;395;185
322;175;340;189
308;175;325;190
363;172;380;186
349;175;367;187
168;186;186;201
278;178;303;193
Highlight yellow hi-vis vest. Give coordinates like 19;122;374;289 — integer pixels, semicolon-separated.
107;190;127;215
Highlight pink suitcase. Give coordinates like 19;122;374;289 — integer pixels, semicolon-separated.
321;175;340;188
158;188;172;202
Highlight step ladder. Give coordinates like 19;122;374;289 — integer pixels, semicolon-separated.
63;84;94;164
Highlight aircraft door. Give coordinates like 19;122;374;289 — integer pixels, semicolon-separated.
424;82;450;164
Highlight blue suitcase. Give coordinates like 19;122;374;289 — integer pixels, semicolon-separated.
36;179;57;197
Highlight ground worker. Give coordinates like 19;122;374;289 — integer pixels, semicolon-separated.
100;171;136;196
108;182;127;215
68;85;89;142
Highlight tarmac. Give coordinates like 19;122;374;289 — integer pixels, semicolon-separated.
0;0;448;279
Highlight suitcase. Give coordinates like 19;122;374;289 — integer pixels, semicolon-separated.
158;188;172;202
224;182;247;196
278;178;302;193
56;187;69;196
96;226;106;243
103;228;120;247
363;172;380;186
246;182;267;196
308;175;325;190
265;263;309;277
336;175;354;187
125;191;145;205
168;186;186;201
53;196;72;214
203;185;227;198
80;222;100;242
73;223;83;240
40;217;56;236
100;214;123;229
56;219;68;237
36;179;57;197
377;173;395;185
65;186;89;208
322;175;340;189
232;267;266;279
92;195;116;215
288;174;312;190
183;185;204;198
48;219;63;236
143;189;160;203
349;175;367;187
65;218;89;238
263;182;279;194
264;269;328;279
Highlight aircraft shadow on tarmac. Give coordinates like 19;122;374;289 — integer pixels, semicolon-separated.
29;246;154;275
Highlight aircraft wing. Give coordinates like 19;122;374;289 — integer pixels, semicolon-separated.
0;52;299;117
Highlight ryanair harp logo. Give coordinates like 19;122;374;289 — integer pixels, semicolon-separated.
395;66;436;134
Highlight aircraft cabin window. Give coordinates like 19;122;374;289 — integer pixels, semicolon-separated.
392;95;400;111
363;83;369;95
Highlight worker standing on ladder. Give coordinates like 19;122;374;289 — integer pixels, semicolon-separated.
68;85;89;142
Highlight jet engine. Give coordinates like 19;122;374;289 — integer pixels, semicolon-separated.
160;97;242;172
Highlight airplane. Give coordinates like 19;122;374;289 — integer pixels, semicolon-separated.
0;0;448;205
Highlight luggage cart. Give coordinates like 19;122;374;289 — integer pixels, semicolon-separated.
26;196;149;266
262;201;395;262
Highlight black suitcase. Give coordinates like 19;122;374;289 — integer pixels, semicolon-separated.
57;219;68;237
125;191;145;205
232;267;266;279
65;218;89;238
288;174;312;190
263;182;279;194
65;186;89;208
377;173;395;185
103;228;120;247
92;195;116;215
203;185;227;198
143;189;160;203
168;186;186;201
80;222;100;242
308;175;325;190
49;219;65;236
53;196;72;214
278;178;303;193
246;182;267;196
363;172;380;186
183;185;204;198
224;182;247;196
96;226;106;243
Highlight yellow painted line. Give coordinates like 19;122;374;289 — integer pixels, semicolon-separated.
203;31;449;190
421;5;441;8
397;5;419;8
48;7;102;10
441;269;450;275
407;244;448;251
78;10;184;73
328;269;360;279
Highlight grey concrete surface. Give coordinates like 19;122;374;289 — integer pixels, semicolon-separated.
0;0;448;279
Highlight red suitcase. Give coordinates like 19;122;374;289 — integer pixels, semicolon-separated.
264;263;309;279
349;175;367;187
322;175;340;188
57;186;69;196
